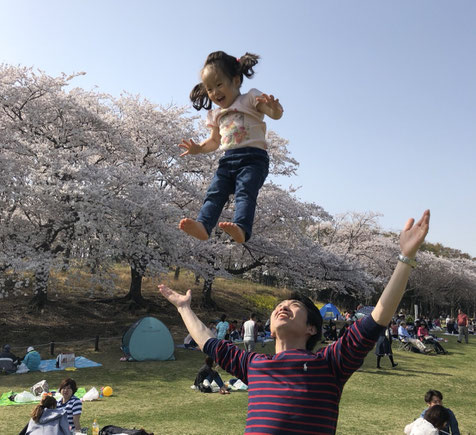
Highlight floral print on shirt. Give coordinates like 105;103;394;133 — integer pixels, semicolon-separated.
219;112;249;149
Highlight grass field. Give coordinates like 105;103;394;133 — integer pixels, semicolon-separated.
1;332;474;434
1;268;474;434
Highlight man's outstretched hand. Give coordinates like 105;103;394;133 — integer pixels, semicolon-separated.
158;284;192;310
400;209;430;259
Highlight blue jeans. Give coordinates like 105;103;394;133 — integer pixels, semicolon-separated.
206;371;224;388
197;147;269;241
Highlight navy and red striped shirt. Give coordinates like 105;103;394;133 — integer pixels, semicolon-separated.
204;315;383;434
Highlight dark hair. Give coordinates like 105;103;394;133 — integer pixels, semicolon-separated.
289;292;323;350
58;378;78;395
250;313;257;319
31;395;57;422
424;389;443;404
424;405;450;429
205;356;214;367
190;51;260;110
220;314;227;322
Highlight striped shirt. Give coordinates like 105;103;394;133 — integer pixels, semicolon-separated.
57;395;82;430
204;315;382;434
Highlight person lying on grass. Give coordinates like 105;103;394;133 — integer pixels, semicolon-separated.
159;210;430;435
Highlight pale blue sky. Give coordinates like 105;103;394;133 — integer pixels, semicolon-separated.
1;0;475;256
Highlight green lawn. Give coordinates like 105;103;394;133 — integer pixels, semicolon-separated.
1;334;474;434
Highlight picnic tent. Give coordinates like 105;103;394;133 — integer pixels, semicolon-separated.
122;317;175;361
320;303;342;320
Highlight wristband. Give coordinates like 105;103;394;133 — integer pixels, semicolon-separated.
397;254;417;268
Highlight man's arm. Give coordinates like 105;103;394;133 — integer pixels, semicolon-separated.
371;210;430;327
158;285;214;350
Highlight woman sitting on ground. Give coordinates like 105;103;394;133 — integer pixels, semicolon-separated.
56;378;82;432
23;395;70;435
417;321;447;354
404;405;450;435
194;356;230;394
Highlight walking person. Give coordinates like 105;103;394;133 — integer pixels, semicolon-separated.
375;324;398;368
242;313;257;352
456;309;469;344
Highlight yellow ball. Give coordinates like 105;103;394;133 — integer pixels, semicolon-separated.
102;386;113;397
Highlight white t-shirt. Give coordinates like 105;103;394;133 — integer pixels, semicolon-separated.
243;319;256;341
206;88;267;151
404;417;439;435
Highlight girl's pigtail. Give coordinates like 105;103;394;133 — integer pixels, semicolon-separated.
190;83;211;111
238;53;260;79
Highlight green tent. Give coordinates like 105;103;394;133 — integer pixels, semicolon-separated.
122;317;175;361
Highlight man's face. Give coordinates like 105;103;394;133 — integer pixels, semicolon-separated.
429;395;443;407
270;299;315;338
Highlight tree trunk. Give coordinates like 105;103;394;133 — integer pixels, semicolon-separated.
29;265;50;309
124;263;147;307
202;277;217;309
174;266;180;280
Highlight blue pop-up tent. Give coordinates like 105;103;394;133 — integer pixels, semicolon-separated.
320;303;341;320
122;317;175;361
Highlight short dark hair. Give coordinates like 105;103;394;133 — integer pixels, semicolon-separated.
205;356;214;367
289;292;323;351
190;51;260;110
220;314;227;322
424;405;450;429
424;389;443;404
250;313;257;319
58;378;78;395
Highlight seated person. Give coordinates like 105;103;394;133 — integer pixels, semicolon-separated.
21;395;70;435
23;346;41;371
229;320;241;341
445;317;456;334
56;378;82;432
194;356;229;394
184;333;198;349
398;322;430;353
405;405;450;435
468;320;474;335
0;344;20;374
417;322;447;354
420;389;460;434
322;321;338;342
338;320;352;339
255;319;266;347
390;321;399;339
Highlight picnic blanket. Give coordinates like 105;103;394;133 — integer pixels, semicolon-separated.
38;356;102;372
0;388;86;407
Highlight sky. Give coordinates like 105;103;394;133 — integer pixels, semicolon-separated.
1;0;475;256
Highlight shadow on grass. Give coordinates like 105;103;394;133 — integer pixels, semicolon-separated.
358;368;453;377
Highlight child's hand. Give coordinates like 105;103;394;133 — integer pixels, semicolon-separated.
178;139;201;156
256;94;283;119
399;210;430;258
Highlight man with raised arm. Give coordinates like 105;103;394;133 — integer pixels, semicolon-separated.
159;210;430;434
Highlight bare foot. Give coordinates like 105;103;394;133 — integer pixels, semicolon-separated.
179;218;208;241
218;222;245;243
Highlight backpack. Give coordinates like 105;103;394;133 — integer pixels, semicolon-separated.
99;425;153;435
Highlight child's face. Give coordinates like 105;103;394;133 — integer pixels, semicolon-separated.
201;65;240;109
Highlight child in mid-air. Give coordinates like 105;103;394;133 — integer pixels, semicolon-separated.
178;51;283;243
